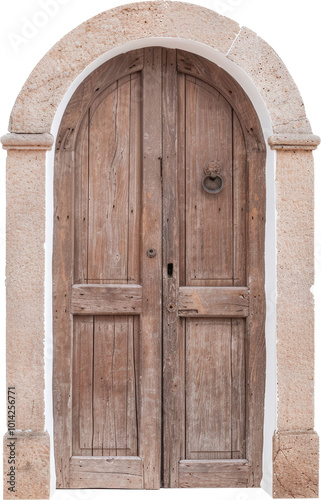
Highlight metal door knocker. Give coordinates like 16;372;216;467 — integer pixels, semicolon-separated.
202;161;223;194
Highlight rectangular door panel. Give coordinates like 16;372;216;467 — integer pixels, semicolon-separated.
72;315;139;457
185;76;233;286
186;318;232;460
74;74;142;286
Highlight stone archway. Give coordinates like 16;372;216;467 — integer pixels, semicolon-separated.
1;2;319;498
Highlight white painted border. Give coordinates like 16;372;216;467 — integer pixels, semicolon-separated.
45;37;276;497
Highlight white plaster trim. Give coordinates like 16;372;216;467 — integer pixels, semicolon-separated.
44;37;276;497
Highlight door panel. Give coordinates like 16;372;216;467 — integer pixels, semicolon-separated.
186;318;232;460
53;47;266;491
185;76;233;286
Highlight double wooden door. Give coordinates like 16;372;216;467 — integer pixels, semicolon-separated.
53;47;266;489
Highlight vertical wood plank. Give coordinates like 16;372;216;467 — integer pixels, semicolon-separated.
92;316;114;456
140;47;162;489
128;72;142;284
76;316;94;454
74;112;89;284
177;70;187;466
231;112;247;460
127;317;138;456
231;319;246;459
233;111;247;286
53;145;74;487
178;72;186;288
246;149;266;486
162;48;184;488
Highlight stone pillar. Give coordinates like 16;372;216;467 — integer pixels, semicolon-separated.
2;133;54;500
269;133;320;498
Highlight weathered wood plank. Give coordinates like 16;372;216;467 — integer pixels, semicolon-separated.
178;286;249;317
233;111;247;286
69;456;143;489
246;149;266;486
178;460;249;488
74;111;89;284
140;46;162;489
71;285;142;315
53;143;74;487
128;72;142;284
177;71;187;467
231;319;246;459
162;48;183;488
76;316;94;453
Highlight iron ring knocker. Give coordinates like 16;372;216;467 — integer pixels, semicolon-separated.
202;162;223;194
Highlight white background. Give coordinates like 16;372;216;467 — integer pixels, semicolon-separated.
0;1;320;499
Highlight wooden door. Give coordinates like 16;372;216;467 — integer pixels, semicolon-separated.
53;48;266;490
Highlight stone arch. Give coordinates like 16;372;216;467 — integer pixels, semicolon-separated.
6;0;317;141
1;2;319;499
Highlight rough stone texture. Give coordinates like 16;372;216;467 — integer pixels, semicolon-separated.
275;150;315;431
6;150;46;431
227;27;312;133
273;431;319;498
3;431;50;499
268;133;320;150
1;133;54;150
9;1;240;133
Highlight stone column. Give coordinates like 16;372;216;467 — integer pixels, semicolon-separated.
269;133;320;498
2;133;54;500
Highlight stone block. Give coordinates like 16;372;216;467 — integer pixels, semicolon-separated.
273;431;319;498
3;431;50;499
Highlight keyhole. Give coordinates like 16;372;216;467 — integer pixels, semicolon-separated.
167;263;173;277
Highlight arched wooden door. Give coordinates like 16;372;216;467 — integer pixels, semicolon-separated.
53;47;266;490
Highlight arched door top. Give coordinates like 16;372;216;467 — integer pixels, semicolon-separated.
7;1;314;138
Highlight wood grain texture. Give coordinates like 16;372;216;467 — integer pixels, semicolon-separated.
88;78;130;282
92;316;138;456
140;47;162;489
178;287;249;317
69;457;143;489
162;48;184;488
71;285;142;315
231;319;246;459
53;141;74;487
178;460;249;488
185;76;233;286
246;149;266;486
74;111;89;284
186;319;232;460
76;316;94;453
